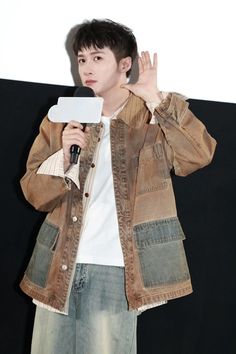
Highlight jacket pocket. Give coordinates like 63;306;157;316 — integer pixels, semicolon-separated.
25;221;59;288
134;217;190;288
135;143;169;195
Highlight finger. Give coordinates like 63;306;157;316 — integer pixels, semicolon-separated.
63;134;88;149
144;51;151;63
142;51;152;70
138;56;144;74
64;121;83;130
140;51;146;68
142;51;151;69
63;128;89;140
62;128;89;145
153;53;157;69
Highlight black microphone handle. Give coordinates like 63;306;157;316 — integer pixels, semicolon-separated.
70;123;86;164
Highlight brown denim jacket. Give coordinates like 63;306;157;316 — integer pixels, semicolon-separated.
20;93;216;312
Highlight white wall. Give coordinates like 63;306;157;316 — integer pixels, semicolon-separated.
0;0;235;103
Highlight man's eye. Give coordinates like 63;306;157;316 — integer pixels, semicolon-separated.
94;56;102;61
78;58;85;64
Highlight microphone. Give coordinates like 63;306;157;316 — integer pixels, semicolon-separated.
70;86;95;164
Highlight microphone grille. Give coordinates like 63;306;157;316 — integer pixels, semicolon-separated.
73;86;95;97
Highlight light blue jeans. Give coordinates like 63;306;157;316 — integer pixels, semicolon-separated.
31;264;138;354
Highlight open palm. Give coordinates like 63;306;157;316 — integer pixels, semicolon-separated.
122;51;160;102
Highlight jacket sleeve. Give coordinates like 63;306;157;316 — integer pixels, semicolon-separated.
154;93;217;176
20;116;70;212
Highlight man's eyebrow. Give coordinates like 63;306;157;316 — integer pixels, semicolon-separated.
77;51;105;57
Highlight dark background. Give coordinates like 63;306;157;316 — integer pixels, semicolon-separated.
0;78;235;354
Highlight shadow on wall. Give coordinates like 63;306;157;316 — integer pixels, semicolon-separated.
64;23;139;87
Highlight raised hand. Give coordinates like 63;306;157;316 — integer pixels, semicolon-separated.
122;51;162;103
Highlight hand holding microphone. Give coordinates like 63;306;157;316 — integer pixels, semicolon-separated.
67;86;95;165
62;121;90;170
69;122;86;164
47;86;103;169
62;86;95;169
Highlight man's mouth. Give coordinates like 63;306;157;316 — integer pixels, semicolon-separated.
85;80;97;85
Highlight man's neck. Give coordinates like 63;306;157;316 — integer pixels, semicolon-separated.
101;87;130;117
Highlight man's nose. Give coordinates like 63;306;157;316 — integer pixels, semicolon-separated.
83;61;93;76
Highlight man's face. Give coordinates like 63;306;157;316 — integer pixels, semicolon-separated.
77;46;127;96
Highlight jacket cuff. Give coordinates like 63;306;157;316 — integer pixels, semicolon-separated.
37;149;80;189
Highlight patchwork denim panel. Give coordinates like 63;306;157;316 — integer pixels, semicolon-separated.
134;217;190;287
25;221;59;288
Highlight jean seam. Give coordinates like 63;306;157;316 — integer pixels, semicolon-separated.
73;264;88;293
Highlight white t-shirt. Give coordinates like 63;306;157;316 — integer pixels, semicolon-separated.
76;115;124;266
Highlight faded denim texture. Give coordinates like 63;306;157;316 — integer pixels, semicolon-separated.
134;217;189;287
26;221;59;287
31;264;138;354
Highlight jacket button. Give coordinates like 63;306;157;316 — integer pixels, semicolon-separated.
85;192;89;197
91;163;95;168
72;216;78;222
61;264;68;271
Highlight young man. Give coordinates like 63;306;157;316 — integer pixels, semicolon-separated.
20;19;216;353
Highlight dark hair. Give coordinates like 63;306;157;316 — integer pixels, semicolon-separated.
72;19;138;77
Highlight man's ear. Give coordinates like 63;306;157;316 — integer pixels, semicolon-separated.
119;57;132;73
